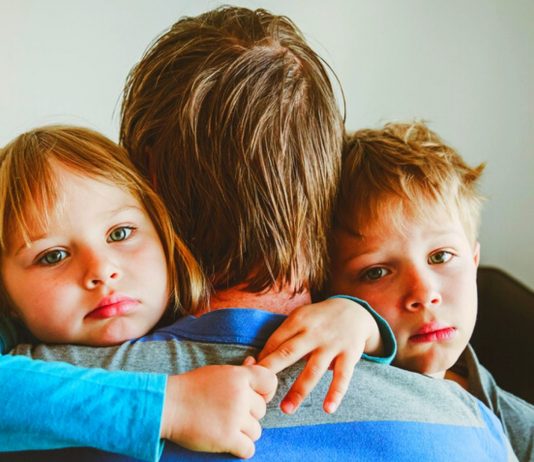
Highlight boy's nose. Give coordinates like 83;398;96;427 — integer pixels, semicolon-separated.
83;252;120;290
404;268;442;311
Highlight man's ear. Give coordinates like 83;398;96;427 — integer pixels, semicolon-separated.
473;241;481;267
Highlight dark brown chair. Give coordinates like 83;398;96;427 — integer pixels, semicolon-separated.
471;266;534;404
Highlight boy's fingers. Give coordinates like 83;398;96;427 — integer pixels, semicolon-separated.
280;351;331;414
258;336;310;373
323;353;357;414
257;336;282;362
257;320;299;361
248;365;278;402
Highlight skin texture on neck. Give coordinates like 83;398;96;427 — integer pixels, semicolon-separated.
444;369;469;390
208;282;311;315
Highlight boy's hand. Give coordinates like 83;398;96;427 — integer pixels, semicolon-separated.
161;364;278;459
257;298;382;414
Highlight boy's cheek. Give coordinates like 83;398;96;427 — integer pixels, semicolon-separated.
327;250;350;291
329;261;376;301
330;275;382;312
329;228;360;270
328;269;358;296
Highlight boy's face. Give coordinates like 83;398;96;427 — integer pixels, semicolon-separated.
1;162;169;346
330;205;479;377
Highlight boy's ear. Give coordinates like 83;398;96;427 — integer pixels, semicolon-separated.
473;241;481;267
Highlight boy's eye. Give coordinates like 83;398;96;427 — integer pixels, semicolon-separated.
362;267;389;281
428;251;453;265
37;249;69;266
107;226;134;243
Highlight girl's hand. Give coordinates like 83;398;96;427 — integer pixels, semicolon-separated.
162;364;277;458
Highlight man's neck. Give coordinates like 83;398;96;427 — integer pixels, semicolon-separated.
209;283;311;315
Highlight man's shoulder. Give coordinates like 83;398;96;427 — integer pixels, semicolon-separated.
255;361;513;461
142;308;286;348
269;360;486;427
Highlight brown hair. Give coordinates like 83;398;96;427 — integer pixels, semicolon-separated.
120;6;343;297
0;125;206;315
337;121;485;244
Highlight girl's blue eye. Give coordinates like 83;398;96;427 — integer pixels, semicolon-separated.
428;251;453;265
108;226;134;243
38;249;68;266
363;267;389;281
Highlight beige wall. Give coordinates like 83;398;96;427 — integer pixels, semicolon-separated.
1;0;532;287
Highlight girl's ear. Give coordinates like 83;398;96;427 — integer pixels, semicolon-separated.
473;241;480;267
8;308;20;319
2;305;19;320
0;290;19;319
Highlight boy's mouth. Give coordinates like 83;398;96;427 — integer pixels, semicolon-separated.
409;322;457;343
86;295;139;319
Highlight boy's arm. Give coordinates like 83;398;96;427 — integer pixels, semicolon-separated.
331;295;397;362
0;354;166;462
257;295;397;414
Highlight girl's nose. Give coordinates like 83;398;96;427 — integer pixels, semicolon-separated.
82;251;120;290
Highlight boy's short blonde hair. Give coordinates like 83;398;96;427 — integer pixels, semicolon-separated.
0;126;206;316
337;122;485;245
121;6;343;295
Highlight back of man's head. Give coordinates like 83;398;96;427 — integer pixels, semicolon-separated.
121;6;343;297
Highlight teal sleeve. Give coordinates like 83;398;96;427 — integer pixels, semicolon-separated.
0;354;166;462
328;295;397;364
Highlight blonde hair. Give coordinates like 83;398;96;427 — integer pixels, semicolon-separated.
337;122;485;244
0;126;206;316
120;6;343;296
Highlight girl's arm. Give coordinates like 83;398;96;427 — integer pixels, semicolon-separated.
0;353;165;462
1;314;161;461
1;317;276;460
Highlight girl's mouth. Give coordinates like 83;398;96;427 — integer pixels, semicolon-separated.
86;295;139;319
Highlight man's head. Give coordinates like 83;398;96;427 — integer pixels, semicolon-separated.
330;122;484;376
120;6;343;297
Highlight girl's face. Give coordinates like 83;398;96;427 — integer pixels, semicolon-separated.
1;162;169;346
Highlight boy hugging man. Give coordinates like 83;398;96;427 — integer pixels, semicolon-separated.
329;121;533;461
